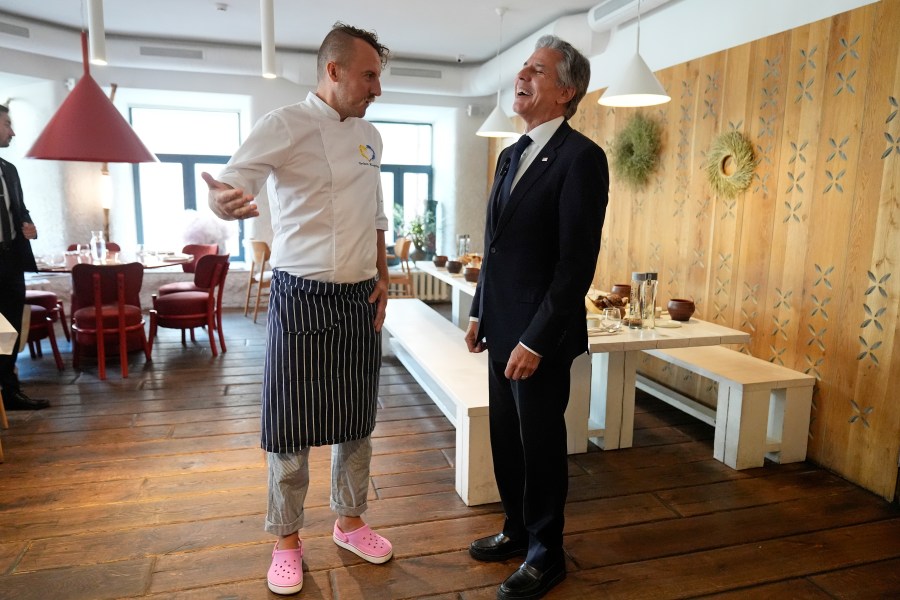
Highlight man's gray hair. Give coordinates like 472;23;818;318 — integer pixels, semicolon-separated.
535;35;591;120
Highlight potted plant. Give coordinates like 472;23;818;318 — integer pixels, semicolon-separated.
406;212;435;261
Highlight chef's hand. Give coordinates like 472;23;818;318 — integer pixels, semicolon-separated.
369;278;388;333
505;343;540;381
22;222;37;240
202;172;259;221
465;321;485;353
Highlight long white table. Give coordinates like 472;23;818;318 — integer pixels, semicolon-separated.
585;318;750;450
413;263;750;453
415;261;475;330
1;312;18;460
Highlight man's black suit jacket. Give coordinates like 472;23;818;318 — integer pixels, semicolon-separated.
0;157;38;273
471;120;609;364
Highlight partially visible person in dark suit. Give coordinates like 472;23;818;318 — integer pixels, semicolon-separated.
465;35;608;599
0;104;48;411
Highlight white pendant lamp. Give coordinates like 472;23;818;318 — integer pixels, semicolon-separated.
477;7;518;138
598;0;670;107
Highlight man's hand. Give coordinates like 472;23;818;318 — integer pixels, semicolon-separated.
504;343;541;381
465;321;486;353
22;222;37;240
201;172;259;221
369;278;388;332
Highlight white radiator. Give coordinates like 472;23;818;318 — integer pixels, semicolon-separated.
411;270;451;302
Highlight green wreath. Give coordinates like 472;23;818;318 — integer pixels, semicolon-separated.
705;131;757;198
611;113;662;189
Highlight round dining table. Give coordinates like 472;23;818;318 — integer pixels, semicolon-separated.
36;251;193;273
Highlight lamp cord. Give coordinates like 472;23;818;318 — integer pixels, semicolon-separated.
636;0;642;53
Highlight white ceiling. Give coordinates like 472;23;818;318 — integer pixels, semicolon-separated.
0;0;881;99
0;0;599;66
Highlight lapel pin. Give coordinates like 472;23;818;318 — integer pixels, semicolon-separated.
541;157;548;162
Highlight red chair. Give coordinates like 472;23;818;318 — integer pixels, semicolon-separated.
157;243;219;296
25;289;70;341
149;254;230;356
71;262;151;380
26;305;64;370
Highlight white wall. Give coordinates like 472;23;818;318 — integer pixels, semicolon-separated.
1;46;492;262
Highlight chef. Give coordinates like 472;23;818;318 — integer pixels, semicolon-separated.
202;22;393;596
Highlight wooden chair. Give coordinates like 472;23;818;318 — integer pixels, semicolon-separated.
149;254;230;357
387;237;416;298
25;305;64;370
157;243;220;296
244;240;272;323
70;262;152;380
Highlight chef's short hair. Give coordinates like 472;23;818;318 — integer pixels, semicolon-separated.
317;22;390;81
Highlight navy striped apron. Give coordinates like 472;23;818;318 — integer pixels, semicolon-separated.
261;269;381;452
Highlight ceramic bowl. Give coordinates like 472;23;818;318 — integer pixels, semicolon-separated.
433;255;448;268
667;298;696;322
446;260;463;274
611;284;631;298
464;266;480;283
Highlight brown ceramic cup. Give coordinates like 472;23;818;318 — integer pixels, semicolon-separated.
611;284;631;297
667;298;696;321
446;260;463;274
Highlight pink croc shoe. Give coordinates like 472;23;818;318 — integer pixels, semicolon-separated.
332;521;393;564
267;541;303;595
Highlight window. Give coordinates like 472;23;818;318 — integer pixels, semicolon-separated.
372;122;433;246
130;108;243;259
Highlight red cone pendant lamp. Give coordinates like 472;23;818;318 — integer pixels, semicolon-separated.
27;32;157;163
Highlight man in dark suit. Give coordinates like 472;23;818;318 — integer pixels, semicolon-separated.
0;104;49;411
465;35;608;599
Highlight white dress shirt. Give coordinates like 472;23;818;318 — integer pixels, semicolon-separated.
509;116;565;193
218;92;389;284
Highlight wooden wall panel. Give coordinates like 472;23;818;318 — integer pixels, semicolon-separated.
842;0;900;495
580;0;900;499
785;17;836;461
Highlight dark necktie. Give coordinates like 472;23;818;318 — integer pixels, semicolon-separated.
492;134;532;229
499;134;532;210
0;174;13;244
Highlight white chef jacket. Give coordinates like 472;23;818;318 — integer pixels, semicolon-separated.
218;92;389;284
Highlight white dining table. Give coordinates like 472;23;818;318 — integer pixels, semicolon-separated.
415;260;476;330
581;317;751;451
0;313;17;356
1;312;17;458
413;262;751;453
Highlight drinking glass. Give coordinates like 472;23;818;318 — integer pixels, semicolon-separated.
601;308;622;333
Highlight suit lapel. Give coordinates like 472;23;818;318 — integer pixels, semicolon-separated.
0;159;22;226
493;123;572;237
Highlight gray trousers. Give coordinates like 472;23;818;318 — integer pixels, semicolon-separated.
265;436;372;536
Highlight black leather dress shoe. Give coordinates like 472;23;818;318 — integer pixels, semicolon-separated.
469;533;528;562
497;560;566;600
4;390;50;411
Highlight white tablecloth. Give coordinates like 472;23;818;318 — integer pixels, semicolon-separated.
0;313;18;355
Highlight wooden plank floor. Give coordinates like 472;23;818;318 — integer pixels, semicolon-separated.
2;307;898;599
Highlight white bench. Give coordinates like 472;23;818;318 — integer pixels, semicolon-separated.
383;299;592;506
637;346;815;470
383;299;497;506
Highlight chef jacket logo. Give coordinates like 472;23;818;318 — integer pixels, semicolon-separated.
358;144;377;165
